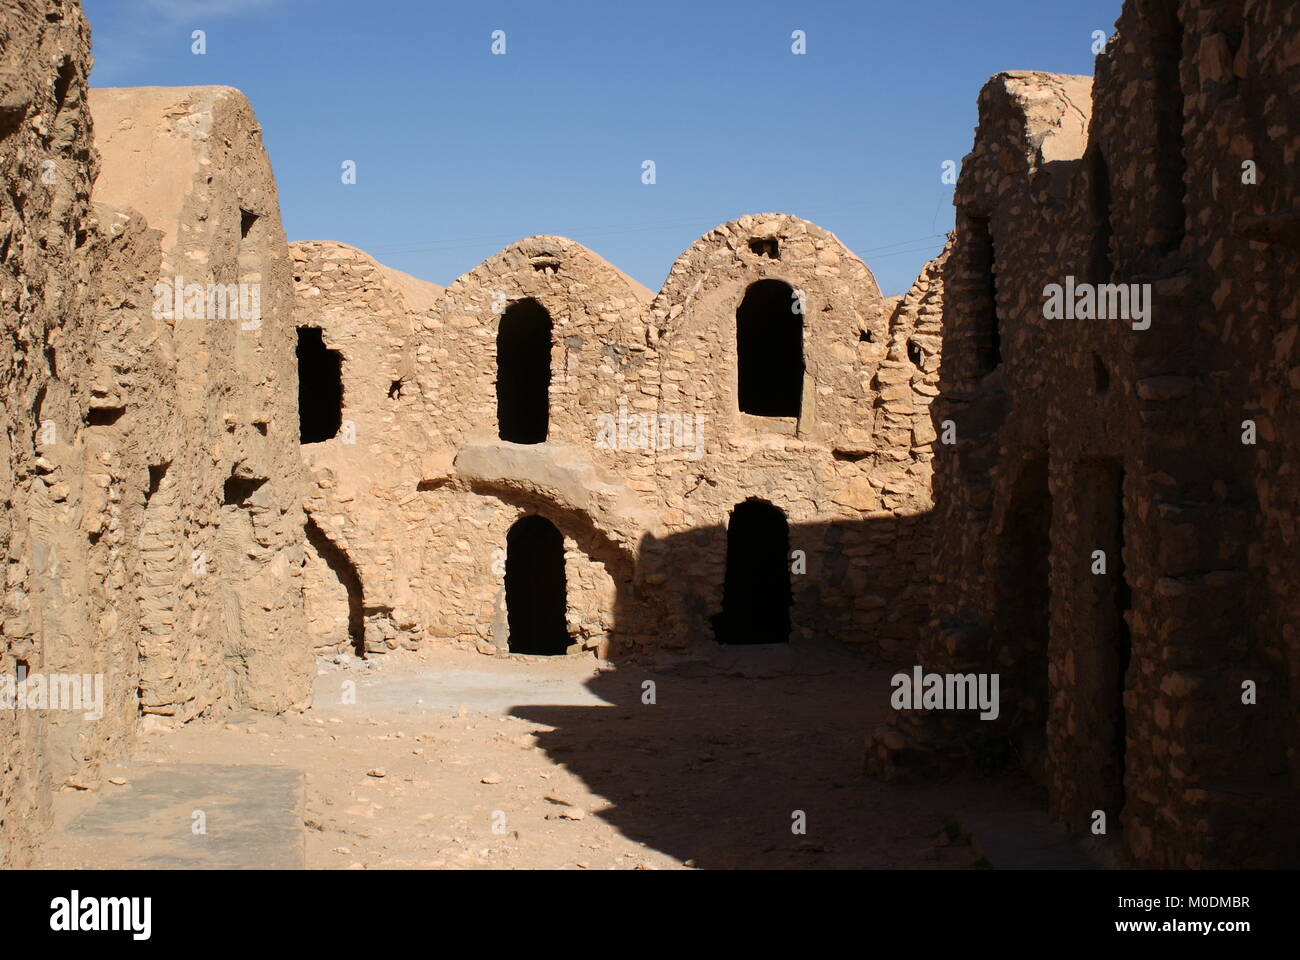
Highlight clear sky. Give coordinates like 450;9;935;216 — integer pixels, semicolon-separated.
83;0;1123;296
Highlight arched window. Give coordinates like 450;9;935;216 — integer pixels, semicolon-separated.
736;279;803;418
497;299;551;443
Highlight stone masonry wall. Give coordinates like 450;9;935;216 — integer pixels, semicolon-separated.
868;0;1299;869
89;86;312;718
0;11;315;863
1;0;110;867
292;216;941;661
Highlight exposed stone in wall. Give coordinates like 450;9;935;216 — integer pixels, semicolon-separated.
641;215;938;658
0;0;111;868
293;216;941;661
1;12;313;861
869;0;1299;869
89;86;312;717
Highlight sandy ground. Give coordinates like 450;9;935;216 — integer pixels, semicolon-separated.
37;644;1044;870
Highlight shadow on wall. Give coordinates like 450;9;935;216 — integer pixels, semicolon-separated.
629;512;933;656
305;516;365;657
502;508;960;868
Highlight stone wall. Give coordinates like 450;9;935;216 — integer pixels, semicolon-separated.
1;0;107;867
291;240;445;655
869;0;1299;869
90;86;312;718
292;216;941;661
0;1;312;864
7;0;1292;875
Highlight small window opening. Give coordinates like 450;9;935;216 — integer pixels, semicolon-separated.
53;58;75;112
907;339;924;367
146;463;168;501
1094;354;1110;393
222;475;267;506
968;214;1001;375
86;406;126;427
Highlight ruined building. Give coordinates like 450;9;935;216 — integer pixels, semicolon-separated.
293;218;937;662
868;0;1299;868
0;0;1295;869
1;7;309;865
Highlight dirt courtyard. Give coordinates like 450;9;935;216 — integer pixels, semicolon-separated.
37;646;1043;870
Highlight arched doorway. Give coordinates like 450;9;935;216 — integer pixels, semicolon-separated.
296;326;343;443
736;279;803;418
505;514;569;655
497;299;551;444
994;456;1052;778
714;498;792;644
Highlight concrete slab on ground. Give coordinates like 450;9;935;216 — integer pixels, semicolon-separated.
312;663;615;715
63;763;304;869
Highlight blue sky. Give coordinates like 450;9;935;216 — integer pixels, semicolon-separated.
84;0;1123;296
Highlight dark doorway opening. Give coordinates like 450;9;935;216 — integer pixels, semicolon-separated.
1086;145;1113;282
714;498;792;645
505;515;569;655
967;215;1001;375
1053;459;1132;832
736;279;803;418
497;299;551;444
1111;469;1132;818
995;457;1052;778
297;327;342;444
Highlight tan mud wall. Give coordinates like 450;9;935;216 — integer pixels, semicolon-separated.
1;3;312;864
292;216;942;661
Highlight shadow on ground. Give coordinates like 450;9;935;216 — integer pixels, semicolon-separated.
511;645;1037;868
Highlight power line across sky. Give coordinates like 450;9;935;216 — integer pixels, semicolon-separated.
83;0;1122;295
